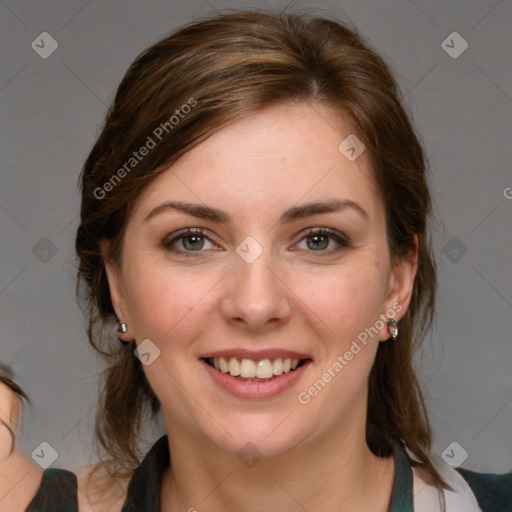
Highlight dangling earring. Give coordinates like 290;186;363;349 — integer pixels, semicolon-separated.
386;319;399;341
116;322;130;345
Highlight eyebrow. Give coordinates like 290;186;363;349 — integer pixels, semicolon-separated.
144;198;369;224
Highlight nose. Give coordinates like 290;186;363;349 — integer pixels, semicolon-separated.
221;243;292;333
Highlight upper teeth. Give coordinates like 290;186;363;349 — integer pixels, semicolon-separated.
212;357;301;378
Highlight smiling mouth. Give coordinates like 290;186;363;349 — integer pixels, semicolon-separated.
204;356;309;382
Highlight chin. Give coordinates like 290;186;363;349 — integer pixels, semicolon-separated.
199;413;308;460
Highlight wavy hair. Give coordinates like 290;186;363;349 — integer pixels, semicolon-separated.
75;7;444;489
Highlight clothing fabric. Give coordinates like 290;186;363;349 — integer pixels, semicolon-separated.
25;435;512;511
24;468;78;511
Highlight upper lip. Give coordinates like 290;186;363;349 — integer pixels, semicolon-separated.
199;349;312;360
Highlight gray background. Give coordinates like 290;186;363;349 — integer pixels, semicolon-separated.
1;0;511;474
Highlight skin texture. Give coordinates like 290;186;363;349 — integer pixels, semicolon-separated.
100;102;418;512
0;384;42;512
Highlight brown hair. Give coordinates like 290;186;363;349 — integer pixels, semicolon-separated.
75;7;444;489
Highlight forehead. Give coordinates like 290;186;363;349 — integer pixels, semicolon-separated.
132;102;383;223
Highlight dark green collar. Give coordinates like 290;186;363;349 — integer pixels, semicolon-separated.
388;440;414;512
121;435;415;511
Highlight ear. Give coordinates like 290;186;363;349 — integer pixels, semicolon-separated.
100;240;135;341
378;235;419;342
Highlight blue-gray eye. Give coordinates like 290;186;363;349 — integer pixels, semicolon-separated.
163;228;215;253
296;228;350;252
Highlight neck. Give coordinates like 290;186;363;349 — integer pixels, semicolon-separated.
160;420;395;512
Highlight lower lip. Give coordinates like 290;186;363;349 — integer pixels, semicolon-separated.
201;359;311;399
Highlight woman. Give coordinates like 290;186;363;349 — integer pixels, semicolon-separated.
0;363;76;511
28;7;512;511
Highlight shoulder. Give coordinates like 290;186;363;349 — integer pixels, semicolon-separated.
25;467;78;512
456;467;512;512
76;466;130;512
78;436;167;512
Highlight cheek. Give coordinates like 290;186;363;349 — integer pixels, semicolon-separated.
292;265;387;419
124;261;217;345
294;262;387;345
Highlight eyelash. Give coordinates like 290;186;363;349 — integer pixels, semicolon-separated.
162;227;350;257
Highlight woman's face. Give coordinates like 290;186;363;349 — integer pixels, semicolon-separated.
0;382;19;460
104;102;417;458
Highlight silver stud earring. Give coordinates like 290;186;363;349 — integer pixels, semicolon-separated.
116;322;130;345
386;319;398;341
117;323;128;334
